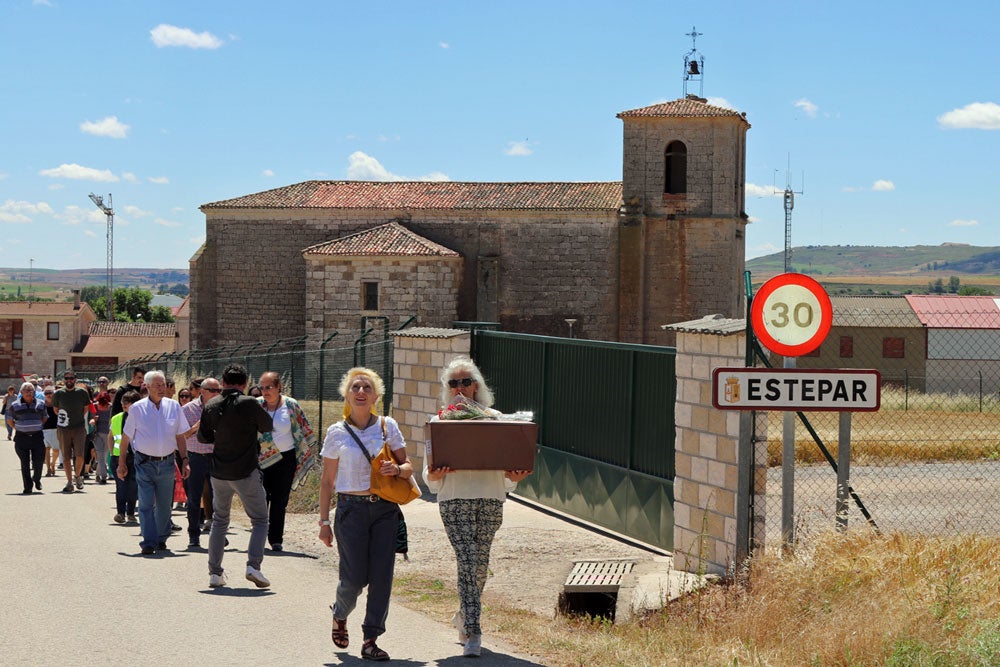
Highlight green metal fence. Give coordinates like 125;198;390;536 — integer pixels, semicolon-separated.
474;330;677;550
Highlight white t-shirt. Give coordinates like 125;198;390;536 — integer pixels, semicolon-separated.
265;402;295;452
321;416;406;493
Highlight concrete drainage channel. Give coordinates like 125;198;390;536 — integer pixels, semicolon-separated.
559;558;711;623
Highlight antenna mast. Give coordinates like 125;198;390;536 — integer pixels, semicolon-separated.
774;159;804;273
88;193;114;321
683;27;705;97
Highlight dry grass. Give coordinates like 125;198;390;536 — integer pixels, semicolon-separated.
396;531;1000;666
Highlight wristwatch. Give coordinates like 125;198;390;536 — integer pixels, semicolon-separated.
319;519;332;526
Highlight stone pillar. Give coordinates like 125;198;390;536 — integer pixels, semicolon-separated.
390;328;471;480
667;315;765;576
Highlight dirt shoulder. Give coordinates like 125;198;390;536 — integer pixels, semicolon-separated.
280;493;662;619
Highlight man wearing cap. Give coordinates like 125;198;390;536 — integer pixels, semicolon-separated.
52;371;92;493
117;370;191;556
5;382;47;494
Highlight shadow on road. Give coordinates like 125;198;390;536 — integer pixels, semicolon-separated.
198;588;276;598
325;655;425;666
116;551;193;559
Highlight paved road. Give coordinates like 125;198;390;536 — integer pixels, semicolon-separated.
0;442;540;666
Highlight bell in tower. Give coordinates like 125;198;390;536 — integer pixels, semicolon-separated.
683;26;705;97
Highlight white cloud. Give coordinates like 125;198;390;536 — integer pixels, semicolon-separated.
153;217;180;228
262;169;275;177
83;229;97;237
0;172;7;180
949;219;979;227
747;242;780;259
745;182;780;198
793;98;819;118
0;200;54;224
937;102;1000;130
59;205;107;226
33;0;52;6
191;234;207;246
150;24;224;50
872;179;895;191
123;205;152;217
80;115;130;138
147;176;170;184
439;41;450;49
39;163;119;182
706;96;737;110
346;151;449;182
504;140;533;157
122;172;138;183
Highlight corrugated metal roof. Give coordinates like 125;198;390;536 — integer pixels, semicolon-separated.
390;327;469;339
89;322;177;337
617;97;750;126
662;314;746;336
303;222;460;257
905;295;1000;328
202;181;623;211
830;295;922;327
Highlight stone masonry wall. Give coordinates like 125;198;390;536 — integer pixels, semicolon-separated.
672;328;758;576
192;209;618;349
22;316;82;377
390;328;471;478
305;257;463;348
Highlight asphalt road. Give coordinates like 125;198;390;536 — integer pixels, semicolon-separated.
0;441;540;666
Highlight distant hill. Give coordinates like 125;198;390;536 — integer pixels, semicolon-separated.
746;244;1000;278
1;267;188;302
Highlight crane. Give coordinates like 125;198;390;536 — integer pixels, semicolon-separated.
88;193;114;321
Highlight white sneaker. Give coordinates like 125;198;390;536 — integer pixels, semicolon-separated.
209;573;227;588
452;609;469;643
463;633;482;657
245;566;270;588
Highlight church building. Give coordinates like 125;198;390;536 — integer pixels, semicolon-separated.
190;95;750;350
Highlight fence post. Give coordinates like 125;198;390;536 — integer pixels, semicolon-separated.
318;332;339;433
980;370;984;413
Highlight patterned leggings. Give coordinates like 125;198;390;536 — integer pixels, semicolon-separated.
439;498;504;637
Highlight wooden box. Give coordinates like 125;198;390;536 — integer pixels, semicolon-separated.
426;420;538;471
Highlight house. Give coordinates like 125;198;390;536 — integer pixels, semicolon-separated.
0;296;98;380
71;321;178;371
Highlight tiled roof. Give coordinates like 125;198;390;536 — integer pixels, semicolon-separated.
303;222;460;258
830;296;922;328
202;181;623;211
0;302;96;317
88;322;177;337
391;327;471;339
79;336;175;358
174;296;190;318
905;295;1000;328
662;314;746;335
617;97;750;125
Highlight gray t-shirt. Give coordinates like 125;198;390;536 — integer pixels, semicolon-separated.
52;386;91;429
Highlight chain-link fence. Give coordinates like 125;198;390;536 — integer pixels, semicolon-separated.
754;295;1000;547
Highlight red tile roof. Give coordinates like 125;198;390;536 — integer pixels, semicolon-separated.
303;222;460;257
617;97;750;125
202;181;623;211
88;322;177;337
905;295;1000;328
0;302;96;318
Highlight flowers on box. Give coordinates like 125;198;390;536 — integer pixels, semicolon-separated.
438;394;497;420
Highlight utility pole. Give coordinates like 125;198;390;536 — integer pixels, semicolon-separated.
88;193;114;321
28;258;34;302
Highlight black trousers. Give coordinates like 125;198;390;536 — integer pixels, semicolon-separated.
14;431;45;492
262;448;296;546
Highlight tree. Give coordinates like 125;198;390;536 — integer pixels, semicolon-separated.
948;276;960;294
74;285;174;322
148;305;174;323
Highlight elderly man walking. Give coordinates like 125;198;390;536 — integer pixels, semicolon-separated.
6;382;47;494
182;376;219;549
117;370;190;556
197;363;273;588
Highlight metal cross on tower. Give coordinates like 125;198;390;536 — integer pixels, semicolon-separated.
683;26;705;97
88;193;114;321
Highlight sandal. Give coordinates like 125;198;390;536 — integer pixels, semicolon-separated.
331;616;349;649
361;639;389;661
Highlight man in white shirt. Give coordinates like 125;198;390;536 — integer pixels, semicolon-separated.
117;370;190;556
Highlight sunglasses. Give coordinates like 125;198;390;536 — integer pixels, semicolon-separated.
447;378;474;388
178;393;191;399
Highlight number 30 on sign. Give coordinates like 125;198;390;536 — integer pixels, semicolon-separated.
750;273;833;357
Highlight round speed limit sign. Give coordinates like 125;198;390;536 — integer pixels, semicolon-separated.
750;273;833;357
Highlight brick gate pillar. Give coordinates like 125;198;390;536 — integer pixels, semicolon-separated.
664;315;766;576
390;328;471;481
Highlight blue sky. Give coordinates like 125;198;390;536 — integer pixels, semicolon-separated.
2;0;998;270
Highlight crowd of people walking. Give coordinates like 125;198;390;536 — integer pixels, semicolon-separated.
5;356;529;661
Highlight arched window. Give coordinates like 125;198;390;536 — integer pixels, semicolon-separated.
664;140;687;194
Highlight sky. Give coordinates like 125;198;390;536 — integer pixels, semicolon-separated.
2;0;999;270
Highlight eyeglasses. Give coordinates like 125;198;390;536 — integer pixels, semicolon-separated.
202;387;221;394
98;380;108;384
448;378;474;388
178;393;191;399
260;385;278;391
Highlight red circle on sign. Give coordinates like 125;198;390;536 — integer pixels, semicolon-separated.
750;273;833;357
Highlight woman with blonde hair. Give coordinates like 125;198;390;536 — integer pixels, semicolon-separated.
424;357;531;657
317;367;413;662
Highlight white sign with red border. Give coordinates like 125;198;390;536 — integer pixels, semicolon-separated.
750;273;833;357
712;368;881;412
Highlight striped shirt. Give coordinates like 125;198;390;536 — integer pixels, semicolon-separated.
183;398;212;454
8;397;47;433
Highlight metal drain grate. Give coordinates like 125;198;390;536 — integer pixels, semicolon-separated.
563;560;637;593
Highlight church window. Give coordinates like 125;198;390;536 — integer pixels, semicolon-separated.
664;140;687;194
362;281;379;311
